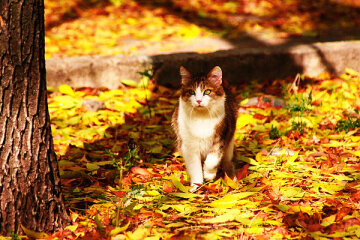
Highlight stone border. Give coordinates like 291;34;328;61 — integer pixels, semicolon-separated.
46;41;360;88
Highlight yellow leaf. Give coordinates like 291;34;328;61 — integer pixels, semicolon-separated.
20;224;49;240
317;72;331;80
121;79;138;87
290;206;313;213
209;192;256;209
65;224;78;232
126;18;137;25
171;176;189;193
224;173;239;189
255;151;263;163
166;222;187;228
52;95;81;109
202;209;241;223
110;222;130;236
145;190;160;196
345;67;359;76
261;139;275;145
321;214;336;227
58;84;75;96
126;228;150;240
238;156;259;166
245;226;264;235
287;150;299;162
280;187;305;198
322;140;345;147
350;136;360;142
171;192;201;199
237;114;254;128
353;151;360;157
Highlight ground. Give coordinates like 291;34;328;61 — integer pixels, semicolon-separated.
44;0;360;58
8;1;360;239
31;69;360;239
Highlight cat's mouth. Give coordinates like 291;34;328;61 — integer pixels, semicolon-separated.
195;104;206;109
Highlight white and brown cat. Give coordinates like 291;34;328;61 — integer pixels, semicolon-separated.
172;66;238;192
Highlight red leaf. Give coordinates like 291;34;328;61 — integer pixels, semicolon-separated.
109;189;126;198
236;164;249;180
253;113;266;120
336;207;352;221
350;190;360;201
307;223;323;232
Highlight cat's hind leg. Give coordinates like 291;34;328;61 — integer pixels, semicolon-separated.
222;140;236;178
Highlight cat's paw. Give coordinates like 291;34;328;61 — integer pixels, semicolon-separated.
203;170;217;182
189;184;201;193
189;185;198;193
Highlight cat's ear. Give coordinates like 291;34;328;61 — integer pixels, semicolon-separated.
207;66;222;86
180;66;191;85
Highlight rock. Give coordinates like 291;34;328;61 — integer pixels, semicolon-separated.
46;41;360;89
82;99;105;112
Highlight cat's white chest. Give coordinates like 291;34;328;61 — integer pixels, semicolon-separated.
185;115;219;138
178;99;224;140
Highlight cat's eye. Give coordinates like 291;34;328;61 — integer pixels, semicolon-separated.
188;90;195;95
203;89;211;95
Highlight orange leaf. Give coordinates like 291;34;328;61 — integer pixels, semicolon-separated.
163;181;174;193
131;167;151;176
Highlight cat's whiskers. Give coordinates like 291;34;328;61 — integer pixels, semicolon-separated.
189;105;195;122
204;106;215;121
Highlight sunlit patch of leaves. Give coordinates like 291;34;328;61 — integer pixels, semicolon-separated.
47;68;360;239
44;0;360;57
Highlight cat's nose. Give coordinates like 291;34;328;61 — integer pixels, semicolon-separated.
196;100;202;104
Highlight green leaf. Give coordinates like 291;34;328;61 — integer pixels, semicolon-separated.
275;204;290;212
86;163;100;171
238;156;259;166
58;160;75;167
149;145;163;154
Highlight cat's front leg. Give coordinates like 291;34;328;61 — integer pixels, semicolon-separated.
182;146;203;192
203;153;222;181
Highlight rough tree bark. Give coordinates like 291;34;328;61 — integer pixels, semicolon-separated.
0;0;71;235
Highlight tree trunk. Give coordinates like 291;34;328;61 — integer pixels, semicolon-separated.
0;0;71;235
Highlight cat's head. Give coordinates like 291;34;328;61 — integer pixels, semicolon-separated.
179;66;225;109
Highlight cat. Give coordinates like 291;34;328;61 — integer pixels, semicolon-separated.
172;66;238;192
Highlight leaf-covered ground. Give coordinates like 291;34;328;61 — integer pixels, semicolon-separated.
35;69;360;239
45;0;360;58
